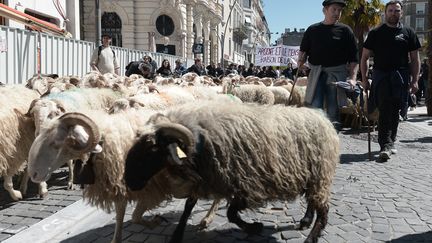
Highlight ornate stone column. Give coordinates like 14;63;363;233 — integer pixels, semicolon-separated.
186;3;194;59
194;12;203;60
179;31;187;57
210;19;220;65
202;17;211;65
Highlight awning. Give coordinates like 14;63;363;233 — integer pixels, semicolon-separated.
0;3;70;37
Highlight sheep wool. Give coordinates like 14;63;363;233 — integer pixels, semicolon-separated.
0;85;39;176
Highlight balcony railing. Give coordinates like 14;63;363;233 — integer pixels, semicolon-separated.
233;24;249;40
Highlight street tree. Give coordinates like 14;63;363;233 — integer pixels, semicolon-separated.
340;0;384;56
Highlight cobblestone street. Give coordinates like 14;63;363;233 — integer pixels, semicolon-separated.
1;107;431;243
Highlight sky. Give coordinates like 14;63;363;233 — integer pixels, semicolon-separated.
264;0;391;43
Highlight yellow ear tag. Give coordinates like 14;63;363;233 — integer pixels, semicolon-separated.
176;146;187;159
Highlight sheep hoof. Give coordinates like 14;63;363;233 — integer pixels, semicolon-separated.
67;182;74;190
134;215;167;229
10;190;23;201
299;217;313;229
244;222;263;234
39;183;48;198
198;218;211;230
304;236;318;243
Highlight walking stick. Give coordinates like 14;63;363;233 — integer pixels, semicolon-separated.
365;89;372;161
287;68;301;106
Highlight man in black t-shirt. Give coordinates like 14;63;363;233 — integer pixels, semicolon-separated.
298;0;358;131
360;0;421;162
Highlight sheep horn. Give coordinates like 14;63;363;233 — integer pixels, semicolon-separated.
155;122;195;151
59;112;100;154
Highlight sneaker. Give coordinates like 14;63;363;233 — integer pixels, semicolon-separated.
379;149;391;161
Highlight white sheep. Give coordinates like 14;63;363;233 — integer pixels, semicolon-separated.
0;85;47;200
27;87;127;190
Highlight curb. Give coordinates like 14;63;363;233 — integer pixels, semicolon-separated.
3;199;114;243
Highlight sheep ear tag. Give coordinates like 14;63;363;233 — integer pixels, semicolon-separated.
176;146;187;159
167;143;186;165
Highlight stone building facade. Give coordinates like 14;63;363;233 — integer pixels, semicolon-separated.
80;0;269;65
81;0;223;65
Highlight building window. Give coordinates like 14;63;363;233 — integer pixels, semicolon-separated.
102;12;122;47
416;3;425;14
243;0;251;8
156;15;175;36
416;17;424;31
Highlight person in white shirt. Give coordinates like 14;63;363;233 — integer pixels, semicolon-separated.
90;34;120;75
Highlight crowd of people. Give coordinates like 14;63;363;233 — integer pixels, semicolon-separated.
123;56;305;80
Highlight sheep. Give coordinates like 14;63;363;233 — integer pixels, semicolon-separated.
0;85;47;200
282;83;306;106
27;87;127;190
81;71;107;88
28;87;125;135
25;75;56;95
222;83;275;105
26;109;222;243
267;86;291;105
124;101;340;243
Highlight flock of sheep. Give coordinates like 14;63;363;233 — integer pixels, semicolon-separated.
1;70;368;243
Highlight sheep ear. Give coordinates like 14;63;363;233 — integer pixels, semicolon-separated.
92;144;103;153
167;143;185;165
65;125;90;150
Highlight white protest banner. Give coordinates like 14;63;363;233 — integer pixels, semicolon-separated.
255;45;300;68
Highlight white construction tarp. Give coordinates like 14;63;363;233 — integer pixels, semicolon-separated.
255;45;299;68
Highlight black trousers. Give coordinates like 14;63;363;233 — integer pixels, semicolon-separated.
376;79;403;151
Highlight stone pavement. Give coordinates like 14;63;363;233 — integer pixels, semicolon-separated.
1;105;432;243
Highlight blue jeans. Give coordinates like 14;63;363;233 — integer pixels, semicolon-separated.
311;72;339;123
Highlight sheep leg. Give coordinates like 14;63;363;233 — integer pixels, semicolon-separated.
227;197;263;234
66;160;74;190
38;182;48;198
131;200;147;224
3;175;22;201
111;200;127;243
131;200;167;229
304;204;329;243
198;199;221;229
299;203;315;229
169;197;197;243
19;168;30;195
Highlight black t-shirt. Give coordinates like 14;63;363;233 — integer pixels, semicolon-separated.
300;22;358;67
363;24;421;71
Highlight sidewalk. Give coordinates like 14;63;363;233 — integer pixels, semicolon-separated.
1;105;432;243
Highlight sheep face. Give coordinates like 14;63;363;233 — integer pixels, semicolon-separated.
125;123;194;192
124;133;170;191
28;113;101;183
27;99;66;136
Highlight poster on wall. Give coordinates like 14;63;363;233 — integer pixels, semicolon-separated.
255;45;299;67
